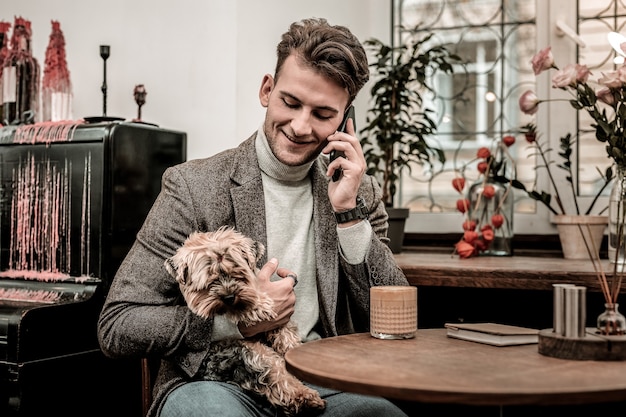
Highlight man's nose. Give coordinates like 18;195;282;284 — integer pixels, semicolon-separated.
291;111;312;136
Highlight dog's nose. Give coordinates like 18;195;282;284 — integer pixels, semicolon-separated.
222;294;236;305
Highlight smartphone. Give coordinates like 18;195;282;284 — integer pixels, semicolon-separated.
330;105;356;182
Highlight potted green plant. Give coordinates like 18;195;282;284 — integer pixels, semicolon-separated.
360;28;461;253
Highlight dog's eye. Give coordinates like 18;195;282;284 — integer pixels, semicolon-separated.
230;273;251;283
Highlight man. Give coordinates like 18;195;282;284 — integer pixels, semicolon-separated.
98;18;409;417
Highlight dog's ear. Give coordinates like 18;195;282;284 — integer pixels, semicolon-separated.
164;257;189;285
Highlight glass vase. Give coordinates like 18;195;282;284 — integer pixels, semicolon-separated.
467;175;514;256
608;166;626;265
597;303;626;335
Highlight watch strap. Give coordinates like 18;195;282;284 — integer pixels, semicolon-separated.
334;196;369;224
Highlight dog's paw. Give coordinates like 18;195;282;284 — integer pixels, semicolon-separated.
268;324;301;355
282;387;326;416
242;307;276;325
238;294;277;324
302;391;326;411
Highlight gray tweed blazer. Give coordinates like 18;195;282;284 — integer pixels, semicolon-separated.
97;132;408;417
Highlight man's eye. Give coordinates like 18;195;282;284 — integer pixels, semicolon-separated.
282;99;298;109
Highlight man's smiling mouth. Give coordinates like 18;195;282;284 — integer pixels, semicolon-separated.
283;130;312;145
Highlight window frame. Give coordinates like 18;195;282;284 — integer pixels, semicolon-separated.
397;0;602;236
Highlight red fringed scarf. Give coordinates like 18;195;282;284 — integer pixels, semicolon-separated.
42;20;72;121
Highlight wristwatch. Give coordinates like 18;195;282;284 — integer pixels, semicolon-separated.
334;196;369;224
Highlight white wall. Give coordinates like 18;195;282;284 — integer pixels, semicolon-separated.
2;0;390;161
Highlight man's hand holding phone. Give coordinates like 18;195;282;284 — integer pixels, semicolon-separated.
329;105;355;182
326;105;367;215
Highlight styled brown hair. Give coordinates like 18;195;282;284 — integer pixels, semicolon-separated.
275;18;370;104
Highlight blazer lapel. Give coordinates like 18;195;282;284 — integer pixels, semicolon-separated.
311;161;339;335
229;134;268;264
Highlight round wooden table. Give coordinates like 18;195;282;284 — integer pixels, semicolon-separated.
285;329;626;406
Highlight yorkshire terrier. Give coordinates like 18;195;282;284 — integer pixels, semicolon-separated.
164;226;326;416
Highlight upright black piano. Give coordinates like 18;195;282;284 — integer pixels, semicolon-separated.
0;121;186;416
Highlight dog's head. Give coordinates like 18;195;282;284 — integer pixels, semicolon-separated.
164;226;265;319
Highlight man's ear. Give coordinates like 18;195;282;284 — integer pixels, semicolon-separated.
259;74;274;108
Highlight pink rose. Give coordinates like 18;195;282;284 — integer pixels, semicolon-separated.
531;46;555;75
575;64;591;83
598;71;622;88
519;90;539;115
596;87;616;106
551;64;579;88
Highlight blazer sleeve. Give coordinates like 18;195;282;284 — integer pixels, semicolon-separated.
97;164;214;378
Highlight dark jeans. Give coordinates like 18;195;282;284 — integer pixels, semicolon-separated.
160;380;408;417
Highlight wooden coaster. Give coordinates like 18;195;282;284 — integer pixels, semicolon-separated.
538;328;626;361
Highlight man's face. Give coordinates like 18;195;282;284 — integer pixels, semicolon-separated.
259;54;350;166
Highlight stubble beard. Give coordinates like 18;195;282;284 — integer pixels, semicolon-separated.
263;122;323;167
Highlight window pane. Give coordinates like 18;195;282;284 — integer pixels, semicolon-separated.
577;2;626;202
397;0;538;217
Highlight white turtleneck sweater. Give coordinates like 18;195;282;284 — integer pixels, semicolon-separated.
212;127;372;342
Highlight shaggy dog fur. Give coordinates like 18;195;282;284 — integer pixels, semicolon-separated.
165;226;326;416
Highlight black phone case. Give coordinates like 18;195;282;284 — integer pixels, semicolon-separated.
330;106;355;181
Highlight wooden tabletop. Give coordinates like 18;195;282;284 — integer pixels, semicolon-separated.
285;329;626;406
394;251;622;292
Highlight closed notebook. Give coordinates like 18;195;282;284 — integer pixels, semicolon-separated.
444;322;539;346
